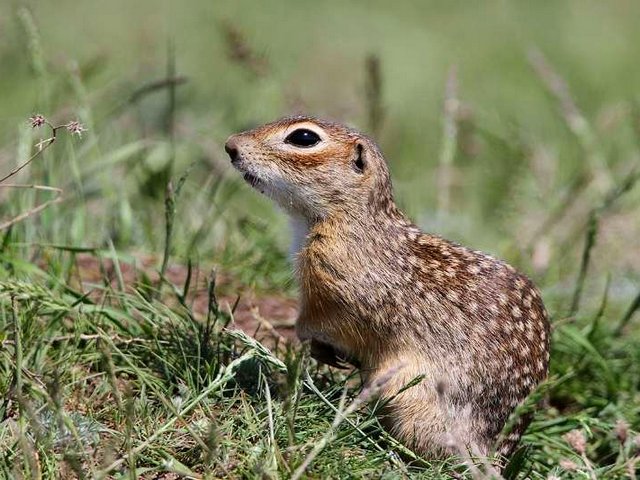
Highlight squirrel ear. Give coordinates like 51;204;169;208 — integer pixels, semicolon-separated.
353;142;366;173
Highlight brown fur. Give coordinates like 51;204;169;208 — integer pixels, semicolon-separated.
225;116;550;460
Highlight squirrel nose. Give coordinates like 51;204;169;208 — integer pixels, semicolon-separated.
224;137;239;163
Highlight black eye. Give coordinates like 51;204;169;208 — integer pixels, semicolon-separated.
285;129;321;147
353;143;366;173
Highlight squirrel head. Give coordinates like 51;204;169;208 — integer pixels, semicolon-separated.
225;116;395;222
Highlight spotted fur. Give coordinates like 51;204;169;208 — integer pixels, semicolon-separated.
225;116;550;460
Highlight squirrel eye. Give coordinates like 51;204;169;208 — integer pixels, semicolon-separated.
353;143;365;173
285;129;321;147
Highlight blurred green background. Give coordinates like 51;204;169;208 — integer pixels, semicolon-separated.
1;0;639;302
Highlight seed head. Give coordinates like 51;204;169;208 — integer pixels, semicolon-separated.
563;429;586;455
29;114;46;128
66;121;87;138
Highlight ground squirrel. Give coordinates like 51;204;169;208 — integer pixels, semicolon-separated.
225;116;550;460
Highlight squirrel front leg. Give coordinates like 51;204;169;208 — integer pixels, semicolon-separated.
297;311;361;369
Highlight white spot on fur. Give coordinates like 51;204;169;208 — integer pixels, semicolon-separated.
407;230;419;241
447;291;460;302
429;260;441;269
480;260;493;269
467;265;481;275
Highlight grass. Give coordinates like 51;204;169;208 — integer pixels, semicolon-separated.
1;1;640;478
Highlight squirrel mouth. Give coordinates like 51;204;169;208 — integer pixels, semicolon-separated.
243;172;260;187
242;172;266;194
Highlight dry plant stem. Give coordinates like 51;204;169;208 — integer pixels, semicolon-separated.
47;333;167;345
155;46;178;299
158;181;175;297
437;66;459;217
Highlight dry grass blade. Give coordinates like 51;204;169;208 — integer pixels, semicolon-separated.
0;184;63;230
224;328;287;373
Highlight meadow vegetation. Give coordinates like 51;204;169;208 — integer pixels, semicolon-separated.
0;1;639;478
